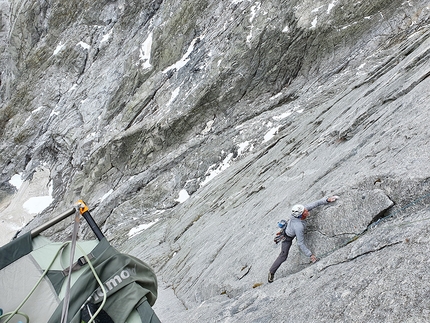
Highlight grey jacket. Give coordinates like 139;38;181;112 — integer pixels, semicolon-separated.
285;197;329;257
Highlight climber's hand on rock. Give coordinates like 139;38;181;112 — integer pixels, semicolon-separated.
327;196;339;202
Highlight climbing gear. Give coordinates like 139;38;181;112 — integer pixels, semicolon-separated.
275;220;287;243
277;220;287;229
291;204;305;217
274;231;286;244
77;200;105;241
268;272;274;283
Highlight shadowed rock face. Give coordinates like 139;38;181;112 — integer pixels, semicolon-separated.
1;0;430;321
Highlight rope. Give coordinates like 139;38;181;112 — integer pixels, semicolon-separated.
60;214;81;323
0;311;29;323
75;244;108;323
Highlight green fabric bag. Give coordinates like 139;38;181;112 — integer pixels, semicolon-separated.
0;235;160;323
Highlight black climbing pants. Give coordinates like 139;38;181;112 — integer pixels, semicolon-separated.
269;235;294;274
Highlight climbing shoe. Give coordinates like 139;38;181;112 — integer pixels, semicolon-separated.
268;272;274;283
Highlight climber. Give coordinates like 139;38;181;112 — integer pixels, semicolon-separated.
268;195;339;283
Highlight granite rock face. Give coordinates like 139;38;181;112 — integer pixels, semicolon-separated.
1;0;430;322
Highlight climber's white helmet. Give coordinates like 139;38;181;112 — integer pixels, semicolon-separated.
291;204;305;217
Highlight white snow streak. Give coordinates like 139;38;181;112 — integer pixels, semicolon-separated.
175;189;190;203
23;196;54;214
270;92;283;100
246;2;261;44
200;140;253;186
273;110;293;121
77;41;90;50
167;86;181;106
312;6;324;13
163;36;204;73
128;219;160;238
249;3;260;23
263;126;281;143
282;25;290;33
50;109;60;117
100;189;113;202
327;1;337;14
201;120;214;135
311;17;318;29
9;173;23;189
32;106;44;114
101;29;113;43
237;141;250;156
23;181;54;214
201;153;234;186
140;32;153;69
53;42;65;55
